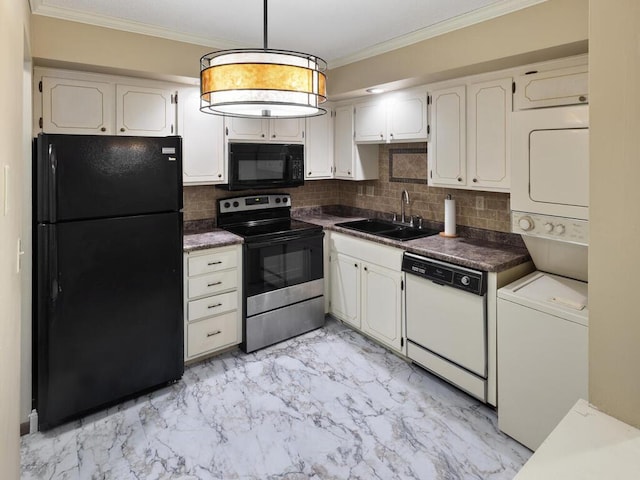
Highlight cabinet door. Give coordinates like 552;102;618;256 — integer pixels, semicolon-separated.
514;65;588;110
429;85;466;186
270;118;305;142
354;100;386;143
225;117;269;140
41;76;114;135
116;84;176;136
361;263;402;352
387;89;428;142
467;78;511;191
305;107;334;179
333;105;355;179
179;87;225;185
329;251;360;328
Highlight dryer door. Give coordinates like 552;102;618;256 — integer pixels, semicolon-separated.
511;105;589;220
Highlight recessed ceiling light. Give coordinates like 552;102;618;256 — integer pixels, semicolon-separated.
366;88;385;94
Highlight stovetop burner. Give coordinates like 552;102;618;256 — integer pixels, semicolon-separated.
217;193;323;242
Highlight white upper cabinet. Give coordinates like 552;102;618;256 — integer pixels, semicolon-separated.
41;76;114;135
354;100;387;143
386;88;429;142
305;105;334;179
354;88;428;144
333;104;379;180
429;85;467;186
116;84;176;136
225;117;305;142
514;64;588;110
36;68;177;138
179;87;225;185
429;76;511;192
467;77;512;191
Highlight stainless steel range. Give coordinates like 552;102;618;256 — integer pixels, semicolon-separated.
217;194;325;353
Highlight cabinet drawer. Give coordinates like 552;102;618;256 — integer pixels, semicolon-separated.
188;249;237;276
187;291;238;322
188;270;237;299
187;311;239;358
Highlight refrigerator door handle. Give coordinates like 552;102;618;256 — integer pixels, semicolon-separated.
48;143;57;223
49;225;59;305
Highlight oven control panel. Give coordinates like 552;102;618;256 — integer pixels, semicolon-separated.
511;211;588;245
218;194;291;214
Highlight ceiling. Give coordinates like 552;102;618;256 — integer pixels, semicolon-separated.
30;0;546;68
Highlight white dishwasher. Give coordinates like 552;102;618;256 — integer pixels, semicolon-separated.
402;253;488;402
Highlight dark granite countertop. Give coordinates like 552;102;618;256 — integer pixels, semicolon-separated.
296;213;530;273
183;229;243;253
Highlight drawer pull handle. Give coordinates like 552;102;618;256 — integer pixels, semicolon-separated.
206;330;222;337
207;261;223;266
207;281;222;287
207;303;223;309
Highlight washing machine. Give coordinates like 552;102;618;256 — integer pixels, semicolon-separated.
497;271;588;451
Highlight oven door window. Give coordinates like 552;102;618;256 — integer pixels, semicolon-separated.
245;234;323;297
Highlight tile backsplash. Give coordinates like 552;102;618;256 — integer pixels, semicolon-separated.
183;142;512;233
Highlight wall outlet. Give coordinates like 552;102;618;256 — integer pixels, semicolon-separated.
475;196;485;210
357;185;364;196
366;185;375;197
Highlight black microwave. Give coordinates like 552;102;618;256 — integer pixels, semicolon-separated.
223;143;304;191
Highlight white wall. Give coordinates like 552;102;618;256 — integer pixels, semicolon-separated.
0;0;31;477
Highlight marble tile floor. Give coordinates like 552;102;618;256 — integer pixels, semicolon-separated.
21;318;531;480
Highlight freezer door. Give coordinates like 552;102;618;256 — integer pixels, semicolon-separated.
35;134;182;222
34;212;184;429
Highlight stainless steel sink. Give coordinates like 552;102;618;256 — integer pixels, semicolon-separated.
335;219;439;241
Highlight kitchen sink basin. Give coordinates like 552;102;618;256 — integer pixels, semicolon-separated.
335;219;439;241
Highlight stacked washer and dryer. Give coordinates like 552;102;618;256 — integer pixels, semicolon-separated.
497;64;590;452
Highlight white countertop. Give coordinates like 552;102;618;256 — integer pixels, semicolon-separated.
514;399;640;479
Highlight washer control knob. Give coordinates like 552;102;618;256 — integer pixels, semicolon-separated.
556;224;566;234
518;216;534;231
233;201;239;208
460;276;471;286
223;202;230;209
544;222;554;233
275;197;281;203
282;197;288;203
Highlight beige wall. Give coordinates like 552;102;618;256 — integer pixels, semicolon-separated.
0;0;31;477
30;15;211;82
329;0;588;98
589;0;640;427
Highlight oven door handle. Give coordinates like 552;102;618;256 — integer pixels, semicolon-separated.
245;231;324;249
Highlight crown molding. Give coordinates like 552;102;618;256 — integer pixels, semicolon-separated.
328;0;548;68
30;0;548;68
29;0;244;50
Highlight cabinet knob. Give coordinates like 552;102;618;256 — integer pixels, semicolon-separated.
364;266;368;271
218;174;222;178
348;171;351;175
390;133;394;137
120;127;125;132
354;263;358;268
272;134;276;138
261;134;265;138
100;127;106;132
308;172;312;175
380;133;383;138
457;177;463;182
579;95;587;102
472;178;478;183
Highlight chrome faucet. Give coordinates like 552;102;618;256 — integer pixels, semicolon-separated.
400;189;410;223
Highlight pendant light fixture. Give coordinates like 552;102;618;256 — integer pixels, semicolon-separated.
200;0;327;118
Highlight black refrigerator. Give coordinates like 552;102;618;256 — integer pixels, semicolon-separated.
33;134;184;430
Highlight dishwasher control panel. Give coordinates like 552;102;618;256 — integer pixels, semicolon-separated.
402;253;486;295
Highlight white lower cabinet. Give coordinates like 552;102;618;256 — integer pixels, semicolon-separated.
328;232;404;352
184;245;242;362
